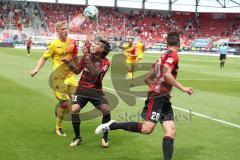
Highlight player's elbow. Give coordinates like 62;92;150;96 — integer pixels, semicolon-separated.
141;125;155;134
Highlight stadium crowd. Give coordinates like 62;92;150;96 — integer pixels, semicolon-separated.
0;1;34;30
40;3;240;47
1;1;239;48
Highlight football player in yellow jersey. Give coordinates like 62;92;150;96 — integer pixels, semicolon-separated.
123;38;137;86
137;39;145;66
30;21;78;136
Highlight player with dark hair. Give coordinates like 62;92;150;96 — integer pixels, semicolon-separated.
219;43;228;68
95;32;193;160
26;37;32;56
62;39;112;148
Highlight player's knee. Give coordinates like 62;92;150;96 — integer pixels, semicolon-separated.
141;124;155;134
99;104;110;115
71;105;80;113
59;100;69;109
164;125;176;138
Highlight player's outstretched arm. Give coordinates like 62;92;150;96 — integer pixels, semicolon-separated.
73;56;79;67
163;64;193;95
30;57;47;77
62;58;81;74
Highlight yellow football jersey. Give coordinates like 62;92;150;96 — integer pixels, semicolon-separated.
43;38;78;77
123;43;137;63
137;42;144;54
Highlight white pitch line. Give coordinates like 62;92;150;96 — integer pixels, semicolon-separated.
104;78;240;81
103;86;240;129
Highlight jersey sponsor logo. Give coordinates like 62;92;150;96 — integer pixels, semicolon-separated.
166;58;174;64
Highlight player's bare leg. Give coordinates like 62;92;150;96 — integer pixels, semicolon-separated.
140;121;156;134
162;121;176;160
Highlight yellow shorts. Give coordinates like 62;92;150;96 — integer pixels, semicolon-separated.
50;76;78;101
126;56;137;64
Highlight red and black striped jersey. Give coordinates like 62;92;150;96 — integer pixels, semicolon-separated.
76;56;110;91
148;50;179;96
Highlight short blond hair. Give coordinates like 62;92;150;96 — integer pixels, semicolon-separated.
55;21;67;31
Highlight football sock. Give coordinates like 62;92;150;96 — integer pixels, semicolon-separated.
56;117;62;129
109;122;142;133
72;113;81;138
162;136;174;160
56;107;65;129
56;101;69;129
102;113;111;139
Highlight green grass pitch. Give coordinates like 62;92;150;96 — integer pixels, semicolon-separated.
0;47;239;160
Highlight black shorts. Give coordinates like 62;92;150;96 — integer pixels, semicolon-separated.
220;54;226;60
141;95;174;124
27;47;31;50
72;88;108;109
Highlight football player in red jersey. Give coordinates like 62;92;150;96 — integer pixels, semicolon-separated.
95;32;193;160
26;37;32;56
62;39;112;148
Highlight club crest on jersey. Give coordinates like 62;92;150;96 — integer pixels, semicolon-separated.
166;58;174;64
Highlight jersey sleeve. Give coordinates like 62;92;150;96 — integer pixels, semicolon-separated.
77;57;85;71
164;54;179;70
100;59;110;77
151;59;161;72
43;42;54;59
72;40;78;58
